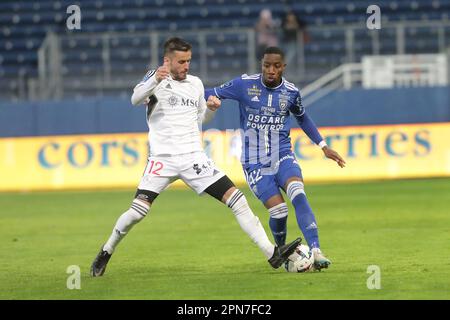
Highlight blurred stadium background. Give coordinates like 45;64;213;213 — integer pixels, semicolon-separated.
0;0;449;191
1;0;450;301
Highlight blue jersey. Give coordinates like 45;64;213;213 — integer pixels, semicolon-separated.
206;74;322;172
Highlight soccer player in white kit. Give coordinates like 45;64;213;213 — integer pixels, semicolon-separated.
90;37;301;276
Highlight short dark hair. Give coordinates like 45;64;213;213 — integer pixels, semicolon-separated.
164;37;192;56
263;46;285;60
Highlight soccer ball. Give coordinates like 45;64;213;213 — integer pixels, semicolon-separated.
285;244;314;273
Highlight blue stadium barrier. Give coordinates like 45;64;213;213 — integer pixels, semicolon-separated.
0;86;449;137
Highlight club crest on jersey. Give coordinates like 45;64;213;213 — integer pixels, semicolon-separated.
168;95;178;106
247;84;261;96
279;99;287;111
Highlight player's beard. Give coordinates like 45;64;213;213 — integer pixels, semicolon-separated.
173;70;188;81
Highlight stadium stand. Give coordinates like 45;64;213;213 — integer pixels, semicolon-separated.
1;0;450;100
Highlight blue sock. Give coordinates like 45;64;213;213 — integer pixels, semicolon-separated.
291;193;320;249
268;203;289;246
269;216;287;246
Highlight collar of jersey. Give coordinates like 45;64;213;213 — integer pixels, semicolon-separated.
260;75;285;90
166;74;189;83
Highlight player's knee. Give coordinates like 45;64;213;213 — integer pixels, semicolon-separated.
268;202;288;219
204;175;236;202
286;181;306;201
134;189;159;205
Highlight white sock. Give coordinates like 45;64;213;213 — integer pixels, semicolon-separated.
103;199;149;254
226;189;275;259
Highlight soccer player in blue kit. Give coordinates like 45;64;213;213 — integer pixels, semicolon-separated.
205;47;346;270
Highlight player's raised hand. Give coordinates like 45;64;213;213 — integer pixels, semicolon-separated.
155;60;170;82
206;95;221;111
322;146;346;168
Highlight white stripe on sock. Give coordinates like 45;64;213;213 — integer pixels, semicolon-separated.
287;181;306;200
268;203;288;219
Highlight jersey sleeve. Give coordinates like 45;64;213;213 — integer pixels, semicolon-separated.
131;70;159;106
288;90;305;117
289;91;324;146
204;77;242;101
294;111;324;146
196;78;215;124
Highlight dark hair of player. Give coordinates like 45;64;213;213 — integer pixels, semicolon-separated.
263;46;285;60
163;37;192;56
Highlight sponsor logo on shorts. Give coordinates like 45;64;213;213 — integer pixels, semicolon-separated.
193;163;202;175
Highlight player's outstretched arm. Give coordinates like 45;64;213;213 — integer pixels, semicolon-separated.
204;88;217;100
131;62;170;106
206;95;221;111
204;77;242;102
294;111;346;168
197;96;220;124
198;95;221;124
294;111;323;145
322;145;346;168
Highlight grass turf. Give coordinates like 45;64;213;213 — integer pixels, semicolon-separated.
0;178;449;300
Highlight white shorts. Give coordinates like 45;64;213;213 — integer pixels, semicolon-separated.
137;151;226;195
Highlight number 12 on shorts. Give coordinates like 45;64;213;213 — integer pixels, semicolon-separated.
147;160;163;176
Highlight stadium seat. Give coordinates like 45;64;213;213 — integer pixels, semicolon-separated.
0;0;447;100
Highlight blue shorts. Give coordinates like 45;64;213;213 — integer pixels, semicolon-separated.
243;151;303;204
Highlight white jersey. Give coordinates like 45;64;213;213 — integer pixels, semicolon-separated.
131;71;208;156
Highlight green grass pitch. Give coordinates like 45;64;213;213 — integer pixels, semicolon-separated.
0;178;449;300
